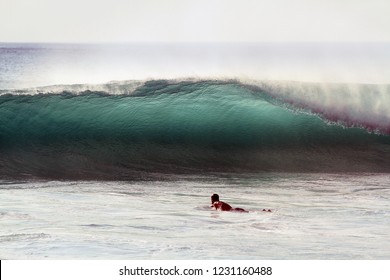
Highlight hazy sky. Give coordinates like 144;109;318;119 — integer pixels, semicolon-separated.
1;0;389;42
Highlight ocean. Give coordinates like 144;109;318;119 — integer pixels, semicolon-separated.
0;43;389;259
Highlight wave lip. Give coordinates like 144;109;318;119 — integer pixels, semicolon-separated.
252;81;390;135
1;79;390;179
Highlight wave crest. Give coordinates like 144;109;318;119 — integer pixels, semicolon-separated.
1;79;389;179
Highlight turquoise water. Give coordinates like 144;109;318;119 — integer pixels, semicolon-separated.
1;80;389;179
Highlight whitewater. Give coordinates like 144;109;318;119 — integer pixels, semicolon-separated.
0;43;389;259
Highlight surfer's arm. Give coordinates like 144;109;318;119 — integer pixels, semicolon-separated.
212;201;221;210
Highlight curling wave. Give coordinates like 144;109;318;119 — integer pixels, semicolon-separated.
1;79;389;179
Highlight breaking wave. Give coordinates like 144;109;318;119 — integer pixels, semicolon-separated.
1;79;389;179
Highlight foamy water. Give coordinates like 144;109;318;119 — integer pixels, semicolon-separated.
1;173;389;259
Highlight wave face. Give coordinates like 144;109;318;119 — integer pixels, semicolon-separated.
1;80;390;179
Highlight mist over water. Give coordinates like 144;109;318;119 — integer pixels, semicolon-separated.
251;81;390;134
1;42;390;89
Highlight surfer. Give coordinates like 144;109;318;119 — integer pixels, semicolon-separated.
211;194;271;212
211;194;248;212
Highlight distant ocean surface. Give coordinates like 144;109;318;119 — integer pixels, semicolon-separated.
0;43;389;259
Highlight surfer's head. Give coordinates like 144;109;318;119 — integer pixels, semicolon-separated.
211;194;219;203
